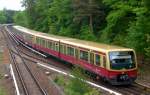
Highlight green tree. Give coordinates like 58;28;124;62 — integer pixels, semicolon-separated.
100;0;137;44
72;0;102;33
22;0;51;32
13;11;28;26
48;0;73;35
72;0;105;33
3;9;16;23
0;11;6;24
20;0;150;59
143;0;150;57
22;0;37;28
125;0;150;57
99;0;150;58
145;34;150;57
33;0;50;32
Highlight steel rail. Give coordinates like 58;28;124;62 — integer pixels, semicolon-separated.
1;28;29;95
3;25;48;95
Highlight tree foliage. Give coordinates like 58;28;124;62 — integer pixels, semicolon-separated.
22;0;37;28
13;11;28;26
99;0;150;58
64;67;101;95
48;0;73;35
0;11;6;24
0;9;16;24
13;0;150;59
72;0;103;33
3;9;16;23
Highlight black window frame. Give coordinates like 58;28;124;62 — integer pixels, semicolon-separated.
67;46;75;56
95;54;101;66
80;50;89;61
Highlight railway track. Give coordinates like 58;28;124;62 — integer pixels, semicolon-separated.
9;50;29;95
3;25;150;95
1;25;48;95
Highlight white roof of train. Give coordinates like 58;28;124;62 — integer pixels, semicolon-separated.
13;26;133;53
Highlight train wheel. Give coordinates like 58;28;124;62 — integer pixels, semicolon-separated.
103;77;107;82
96;76;100;80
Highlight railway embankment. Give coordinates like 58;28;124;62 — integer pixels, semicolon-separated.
136;60;150;90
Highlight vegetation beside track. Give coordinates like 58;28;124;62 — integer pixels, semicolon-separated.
54;67;101;95
137;62;150;83
0;87;6;95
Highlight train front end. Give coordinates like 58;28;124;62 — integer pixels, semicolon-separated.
107;50;137;85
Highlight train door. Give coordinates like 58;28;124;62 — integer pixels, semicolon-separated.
32;36;36;47
59;44;63;59
94;53;101;75
32;36;36;44
58;41;61;58
101;55;106;68
45;39;48;52
75;47;79;65
95;53;101;66
90;52;94;64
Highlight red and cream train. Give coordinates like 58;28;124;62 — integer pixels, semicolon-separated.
10;25;137;85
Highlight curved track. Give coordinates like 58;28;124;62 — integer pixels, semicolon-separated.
1;25;48;95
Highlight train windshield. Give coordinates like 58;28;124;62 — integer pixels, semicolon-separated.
109;51;136;70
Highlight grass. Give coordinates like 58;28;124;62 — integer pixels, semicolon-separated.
54;75;67;87
0;87;6;95
54;67;101;95
138;63;150;81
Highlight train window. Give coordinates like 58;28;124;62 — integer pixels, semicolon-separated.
55;43;59;51
60;44;64;53
31;35;34;43
26;34;28;40
64;45;66;54
67;47;74;56
48;41;52;49
36;38;38;44
36;37;40;45
41;39;46;47
95;54;101;66
28;34;32;41
38;38;41;45
80;50;88;61
44;40;47;48
39;38;41;45
109;51;135;70
103;56;106;68
90;53;94;64
38;38;40;45
41;39;45;47
52;42;55;50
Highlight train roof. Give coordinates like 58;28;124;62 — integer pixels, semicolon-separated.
13;26;133;53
